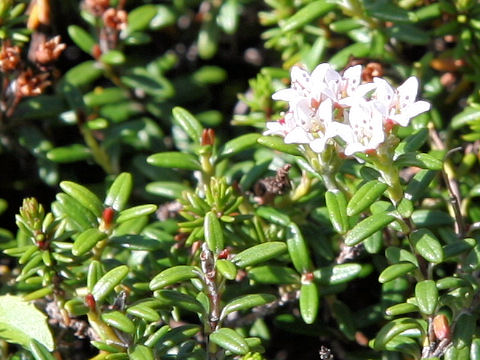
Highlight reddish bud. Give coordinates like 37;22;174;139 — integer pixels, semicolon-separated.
433;314;451;341
92;44;102;59
301;272;314;283
85;293;96;310
201;128;215;146
217;248;230;260
102;207;115;227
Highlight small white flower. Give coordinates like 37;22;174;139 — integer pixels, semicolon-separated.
263;112;312;145
373;76;430;127
342;100;386;156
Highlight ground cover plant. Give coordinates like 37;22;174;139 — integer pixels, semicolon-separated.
1;0;480;359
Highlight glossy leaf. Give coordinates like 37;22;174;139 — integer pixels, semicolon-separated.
145;181;191;199
373;317;423;350
101;311;135;334
344;213;395;246
72;228;108;256
281;1;336;32
154;290;204;314
116;204;157;223
394;152;443;170
155;325;200;355
129;344;154;360
248;265;299;284
347;180;388;216
299;282;319;324
60;181;103;218
410;228;444;264
234;242;287;268
46;144;91;163
220;294;276;320
210;328;249;355
64;61;103;87
92;265;129;303
415;280;438;315
68;25;95;54
204;211;224;253
147;152;201;170
257;136;302;156
325;189;349;234
385;302;419;316
255;206;291;226
378;262;417;283
216;259;237;280
453;313;475;349
149;266;200;290
127;304;160;322
313;263;362;285
172;107;203;143
217;133;261;161
286;223;313;273
127;4;157;33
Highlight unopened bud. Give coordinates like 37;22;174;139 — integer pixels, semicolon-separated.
433;314;451;341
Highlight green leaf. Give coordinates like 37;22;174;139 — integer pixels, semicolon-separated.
257;136;302;156
394;128;429;157
0;295;54;351
385;303;419;316
299;282;319;324
373;318;423;350
453;313;475;349
105;173;133;211
404;170;437;202
92;265;129;303
145;181;190;199
29;339;56;360
451;106;480;129
128;344;155;360
100;50;126;65
410;229;444;263
68;25;96;54
127;4;158;33
155;325;200;355
101;311;135;334
216;259;237;280
72;228;108;256
217;0;239;34
378;262;417;283
329;42;370;69
415;280;438;315
331;300;355;340
386;23;430;45
149;266;200;291
234;242;287;268
313;263;362;285
46;144;91;163
286;223;313;273
248;265;299;284
154;290;204;314
347;180;388;216
64;60;103;87
412;209;453;227
54;193;98;231
129;345;154;360
198;19;219;60
84;87;128;107
217;134;261;161
220;294;276;320
60;181;103;218
395;152;444;170
344;213;395;246
281;1;336;32
64;298;89;317
172;107;203;143
255;207;291;226
192;66;227;85
116;204;157;223
147;152;201;170
127;304;159;322
204;211;224;253
325;189;349;233
210;328;249;355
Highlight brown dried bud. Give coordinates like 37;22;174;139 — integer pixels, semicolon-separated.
83;0;110;16
16;68;51;97
102;8;128;31
0;42;21;72
362;62;384;82
34;35;66;65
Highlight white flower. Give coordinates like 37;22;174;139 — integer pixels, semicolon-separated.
373;76;431;127
341;99;386;156
263;111;312;145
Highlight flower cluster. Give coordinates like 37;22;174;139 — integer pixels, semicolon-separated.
265;63;431;156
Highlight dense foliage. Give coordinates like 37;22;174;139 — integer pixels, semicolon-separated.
1;0;480;359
